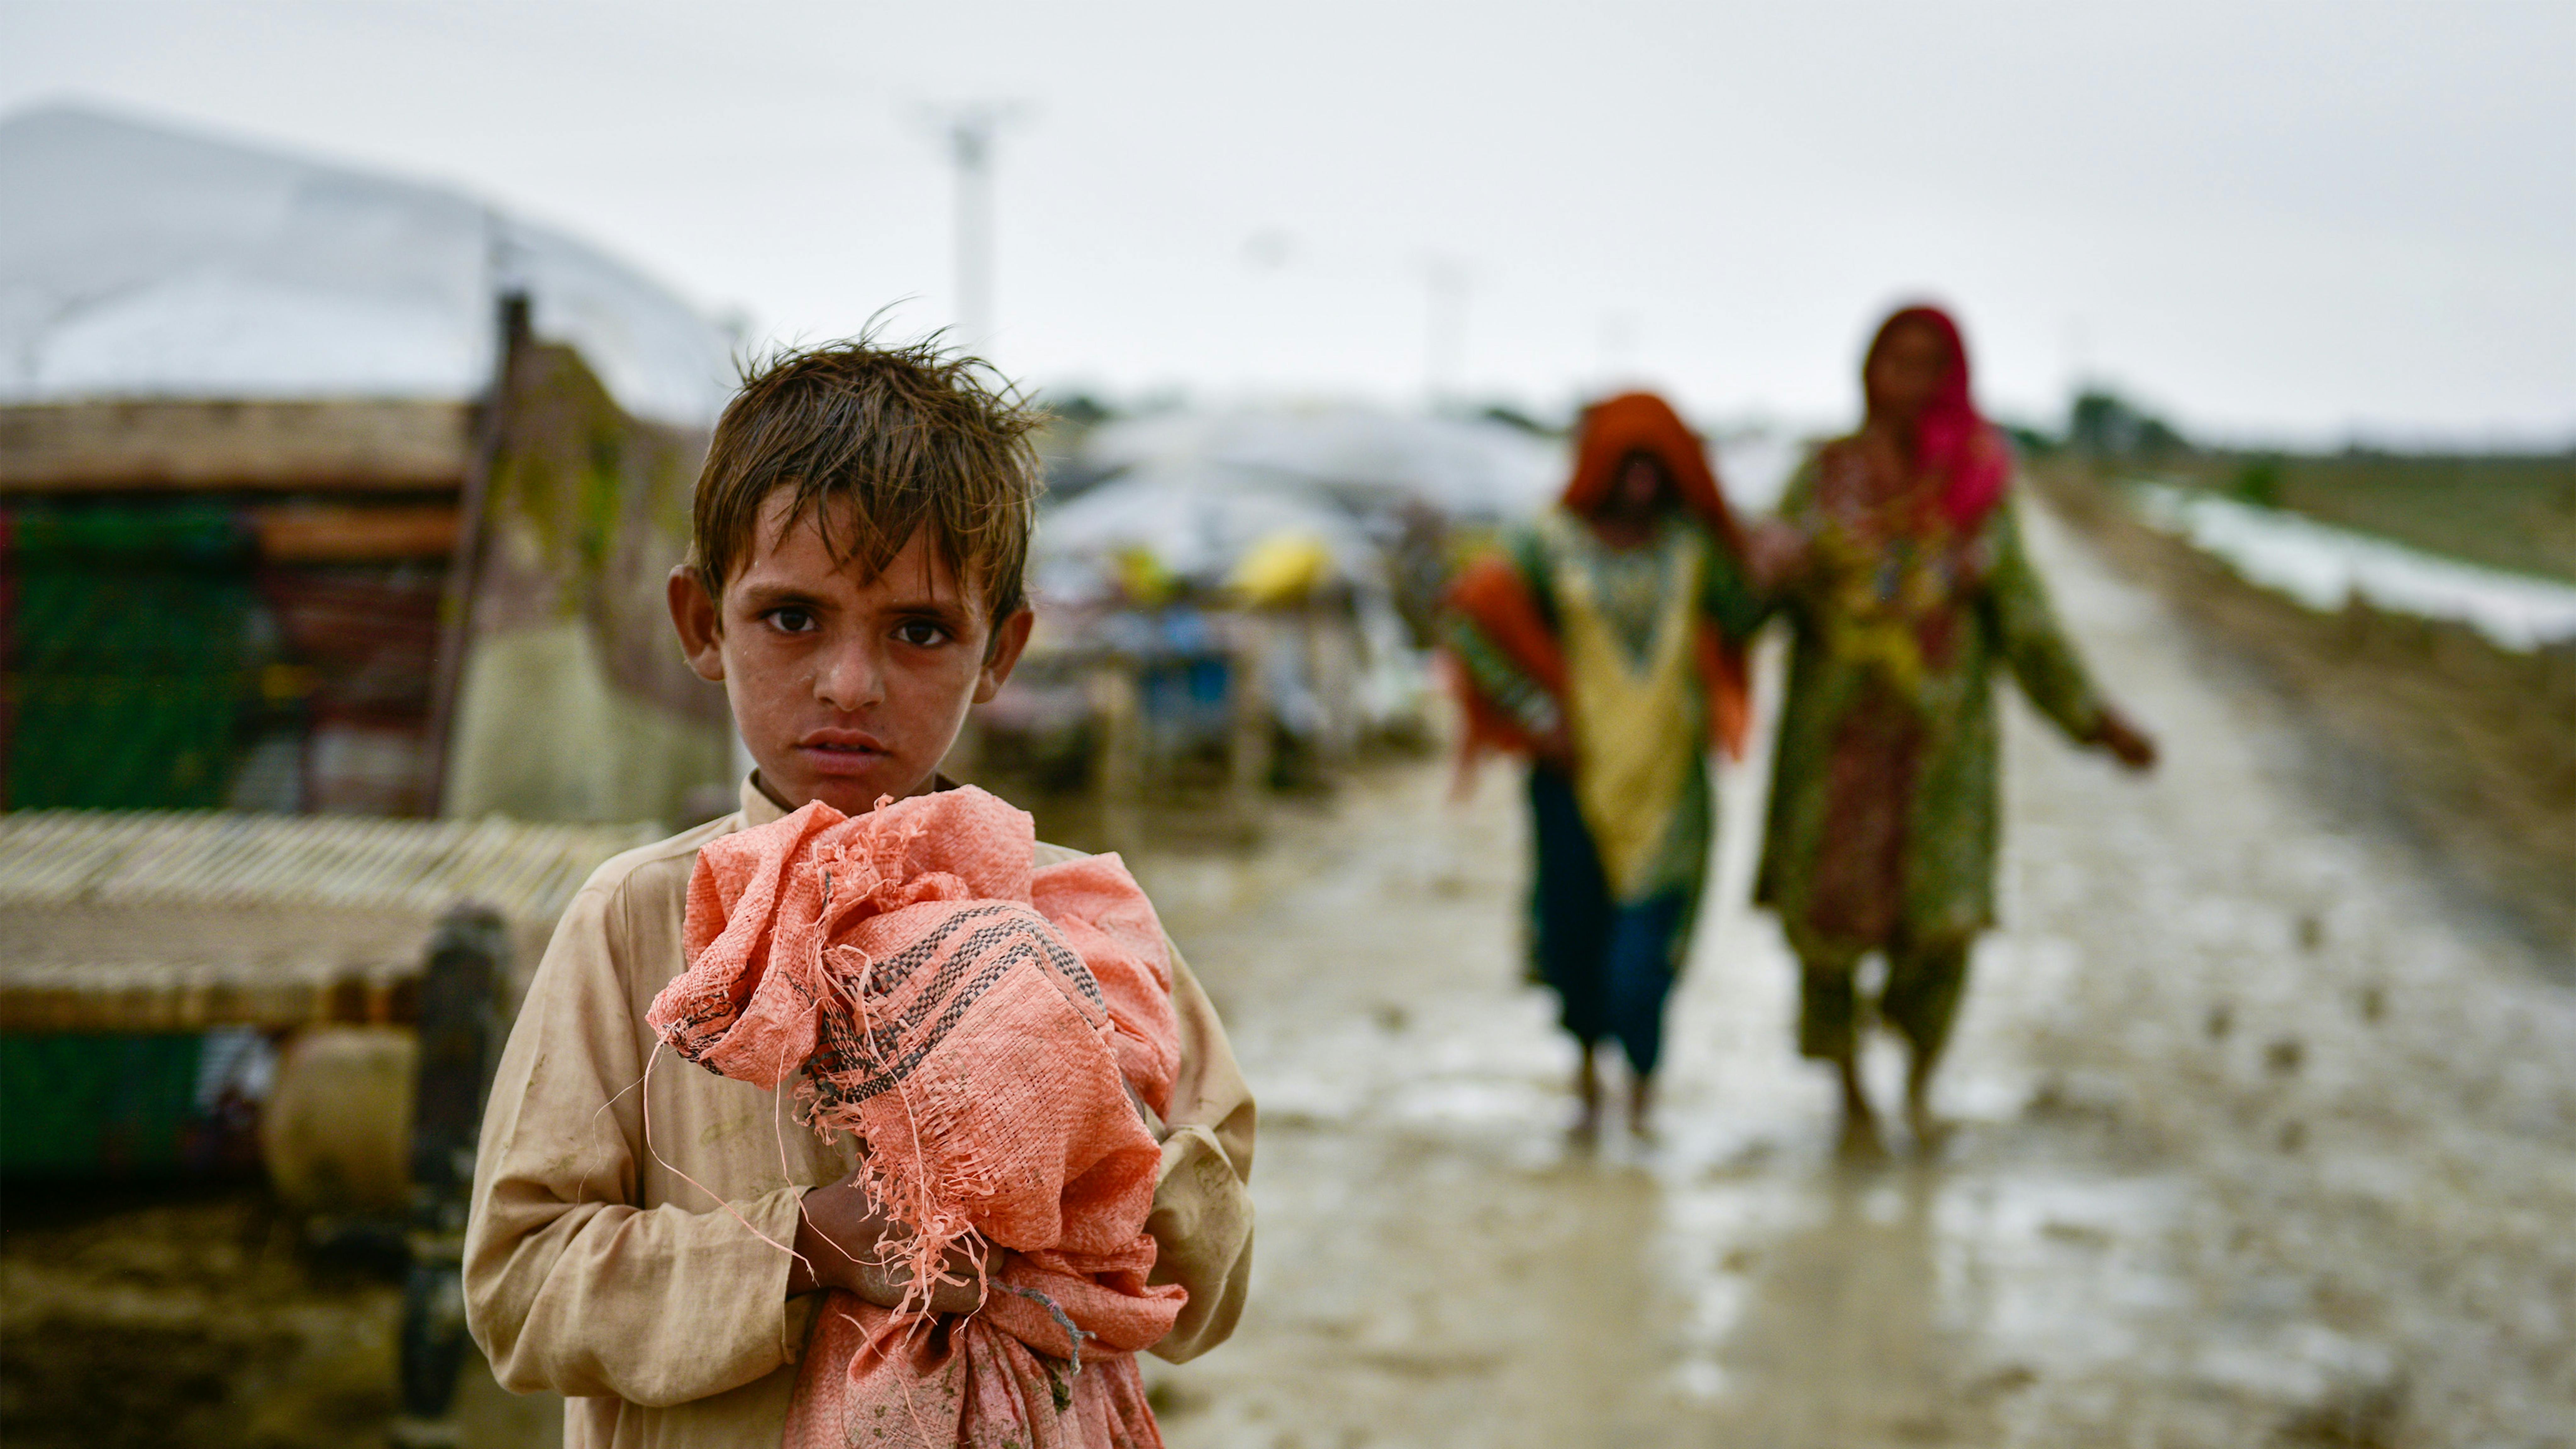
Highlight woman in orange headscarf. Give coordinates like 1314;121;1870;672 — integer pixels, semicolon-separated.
1443;393;1764;1138
1758;305;2157;1154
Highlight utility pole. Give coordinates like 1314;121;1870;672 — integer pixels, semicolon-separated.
927;103;1024;350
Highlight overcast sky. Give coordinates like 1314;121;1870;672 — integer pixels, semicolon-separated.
4;0;2570;443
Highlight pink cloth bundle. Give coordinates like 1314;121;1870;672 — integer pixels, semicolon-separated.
646;786;1185;1448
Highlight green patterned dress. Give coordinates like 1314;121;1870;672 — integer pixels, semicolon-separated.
1755;439;2107;969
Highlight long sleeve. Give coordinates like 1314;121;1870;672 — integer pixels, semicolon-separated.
463;873;813;1409
1444;612;1564;738
1775;457;1819;526
1982;497;2105;742
1769;458;1825;631
1444;525;1570;738
1696;522;1770;640
1142;941;1256;1363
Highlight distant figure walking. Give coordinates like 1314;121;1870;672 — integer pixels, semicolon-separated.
1445;394;1766;1138
1759;305;2157;1154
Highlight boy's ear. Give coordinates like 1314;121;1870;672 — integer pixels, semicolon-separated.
668;566;727;683
973;607;1036;706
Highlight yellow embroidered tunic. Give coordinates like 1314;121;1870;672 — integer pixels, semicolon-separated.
1448;510;1763;908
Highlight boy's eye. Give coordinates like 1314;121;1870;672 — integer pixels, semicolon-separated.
766;607;818;635
893;620;951;648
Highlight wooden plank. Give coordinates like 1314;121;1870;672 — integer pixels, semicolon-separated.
0;811;654;1032
0;956;400;1033
0;810;653;920
250;504;463;561
0;399;474;491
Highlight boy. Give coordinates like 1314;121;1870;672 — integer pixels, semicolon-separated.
463;341;1255;1447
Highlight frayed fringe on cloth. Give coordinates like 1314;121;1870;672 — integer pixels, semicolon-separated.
646;786;1185;1448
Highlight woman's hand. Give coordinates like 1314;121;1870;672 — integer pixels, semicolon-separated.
1531;722;1577;773
1743;520;1812;595
791;1165;997;1314
2092;707;2158;772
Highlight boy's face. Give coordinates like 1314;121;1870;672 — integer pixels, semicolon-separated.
669;491;1033;818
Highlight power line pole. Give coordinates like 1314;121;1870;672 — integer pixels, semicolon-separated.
927;103;1024;350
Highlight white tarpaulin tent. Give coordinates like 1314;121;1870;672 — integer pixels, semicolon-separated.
1050;406;1811;590
1040;403;1565;595
1039;459;1379;594
1075;403;1564;523
0;104;734;427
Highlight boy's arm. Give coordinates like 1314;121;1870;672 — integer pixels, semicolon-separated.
463;877;810;1407
1143;941;1256;1364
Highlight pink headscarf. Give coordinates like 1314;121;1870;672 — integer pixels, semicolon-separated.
1865;304;2010;527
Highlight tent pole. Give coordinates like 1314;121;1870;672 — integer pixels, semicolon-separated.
422;291;527;816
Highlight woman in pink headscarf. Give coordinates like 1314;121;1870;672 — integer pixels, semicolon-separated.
1757;305;2156;1154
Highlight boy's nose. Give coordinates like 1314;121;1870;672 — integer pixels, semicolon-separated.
813;640;887;711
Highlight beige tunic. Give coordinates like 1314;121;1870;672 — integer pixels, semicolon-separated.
463;777;1257;1449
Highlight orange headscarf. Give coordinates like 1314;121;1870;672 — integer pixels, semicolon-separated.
1442;392;1752;773
1560;392;1746;552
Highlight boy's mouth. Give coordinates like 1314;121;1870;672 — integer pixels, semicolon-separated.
795;728;894;774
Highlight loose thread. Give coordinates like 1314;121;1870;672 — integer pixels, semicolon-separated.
578;1068;654;1205
657;789;1177;1443
1004;1284;1092;1377
641;1036;811;1272
783;872;837;1191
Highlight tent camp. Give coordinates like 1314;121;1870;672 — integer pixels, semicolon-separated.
2;103;739;823
0;108;748;1319
984;403;1560;804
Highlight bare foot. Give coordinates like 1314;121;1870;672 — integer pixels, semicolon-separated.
1569;1046;1603;1145
1569;1100;1602;1147
1627;1074;1656;1141
1905;1057;1949;1152
1836;1107;1888;1161
1836;1055;1885;1159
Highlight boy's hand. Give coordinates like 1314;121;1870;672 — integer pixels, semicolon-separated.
791;1168;996;1314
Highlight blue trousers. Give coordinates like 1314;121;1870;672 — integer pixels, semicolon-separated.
1529;766;1687;1078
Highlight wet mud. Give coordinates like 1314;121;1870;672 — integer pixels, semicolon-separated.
1134;502;2576;1447
0;1187;552;1446
2036;467;2575;962
4;504;2568;1448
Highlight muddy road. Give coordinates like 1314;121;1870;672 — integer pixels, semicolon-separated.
1131;504;2576;1448
4;504;2569;1448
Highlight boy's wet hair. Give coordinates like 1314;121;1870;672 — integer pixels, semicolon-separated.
690;333;1043;628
